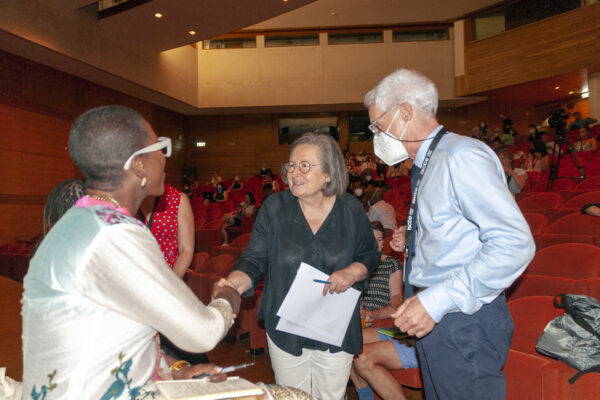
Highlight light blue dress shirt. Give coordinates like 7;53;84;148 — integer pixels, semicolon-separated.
411;126;535;323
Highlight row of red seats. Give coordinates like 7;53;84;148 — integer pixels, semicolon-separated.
186;233;267;352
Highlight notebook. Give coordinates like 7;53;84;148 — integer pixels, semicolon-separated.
155;376;264;400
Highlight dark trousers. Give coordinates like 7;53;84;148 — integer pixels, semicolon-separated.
416;294;513;400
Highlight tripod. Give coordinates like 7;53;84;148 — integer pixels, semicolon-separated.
546;129;586;191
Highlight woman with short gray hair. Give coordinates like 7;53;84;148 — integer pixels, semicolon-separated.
220;132;379;400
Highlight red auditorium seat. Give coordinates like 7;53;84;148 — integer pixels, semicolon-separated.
546;213;600;236
526;243;600;278
191;252;210;271
562;190;600;208
194;219;223;252
522;212;549;234
210;233;251;259
517;192;564;210
506;243;600;300
505;296;600;400
575;175;600;190
585;164;600;176
533;233;600;250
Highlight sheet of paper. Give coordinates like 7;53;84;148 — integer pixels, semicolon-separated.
275;262;361;346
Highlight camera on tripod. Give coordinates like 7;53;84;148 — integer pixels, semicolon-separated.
547;109;570;134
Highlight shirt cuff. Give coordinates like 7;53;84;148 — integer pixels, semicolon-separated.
417;284;456;323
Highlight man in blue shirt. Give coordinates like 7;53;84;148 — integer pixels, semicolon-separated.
364;69;535;399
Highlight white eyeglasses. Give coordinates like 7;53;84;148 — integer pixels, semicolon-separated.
123;136;172;170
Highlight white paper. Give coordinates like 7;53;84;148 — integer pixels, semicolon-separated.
275;262;361;346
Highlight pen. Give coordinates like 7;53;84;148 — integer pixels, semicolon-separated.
313;279;333;285
193;362;254;379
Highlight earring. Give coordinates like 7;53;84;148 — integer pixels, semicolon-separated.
141;177;147;188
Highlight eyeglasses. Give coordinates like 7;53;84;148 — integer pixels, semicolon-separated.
284;160;321;174
123;136;172;170
368;108;399;136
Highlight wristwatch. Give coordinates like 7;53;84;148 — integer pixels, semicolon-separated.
169;360;191;372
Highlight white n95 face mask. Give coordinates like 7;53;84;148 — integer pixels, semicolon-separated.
373;120;410;165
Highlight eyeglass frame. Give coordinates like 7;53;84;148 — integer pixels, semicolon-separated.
283;160;321;174
368;107;400;137
123;136;172;170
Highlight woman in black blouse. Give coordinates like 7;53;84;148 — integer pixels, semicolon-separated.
217;132;379;400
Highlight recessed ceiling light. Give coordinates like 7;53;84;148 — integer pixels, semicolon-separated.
189;30;196;36
554;86;560;90
154;12;163;18
569;91;574;95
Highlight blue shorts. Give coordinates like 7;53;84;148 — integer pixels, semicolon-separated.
376;329;418;369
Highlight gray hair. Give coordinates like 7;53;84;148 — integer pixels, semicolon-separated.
364;69;438;117
281;132;348;197
68;105;149;190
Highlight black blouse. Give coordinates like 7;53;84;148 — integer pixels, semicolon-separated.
233;190;379;356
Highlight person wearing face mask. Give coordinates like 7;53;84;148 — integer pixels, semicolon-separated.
365;69;535;400
214;182;228;203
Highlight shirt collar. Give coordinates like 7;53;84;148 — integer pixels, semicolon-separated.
413;125;444;168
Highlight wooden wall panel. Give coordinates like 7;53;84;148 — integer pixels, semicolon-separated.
459;4;600;96
0;53;188;243
0;204;43;245
187;114;287;183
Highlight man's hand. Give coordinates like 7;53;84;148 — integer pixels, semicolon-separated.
391;295;435;338
389;225;407;252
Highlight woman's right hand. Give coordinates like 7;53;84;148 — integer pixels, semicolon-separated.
389;225;407;252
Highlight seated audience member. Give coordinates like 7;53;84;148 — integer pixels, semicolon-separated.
374;155;387;184
137;183;194;279
523;148;550;173
501;127;516;145
228;174;244;192
361;169;377;191
573;127;597;152
500;113;513;134
479;120;490;136
360;154;377;175
366;188;397;230
351;222;415;400
42;179;85;236
261;173;280;195
497;147;527;196
221;191;256;246
256;165;272;178
526;124;539;142
32;178;85;256
209;170;222;187
581;203;600;216
214;182;228;203
490;136;503;151
386;159;412;178
22;106;241;399
568;111;598;131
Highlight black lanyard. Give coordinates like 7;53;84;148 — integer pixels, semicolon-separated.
404;127;448;253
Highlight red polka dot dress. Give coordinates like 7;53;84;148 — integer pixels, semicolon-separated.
139;184;181;269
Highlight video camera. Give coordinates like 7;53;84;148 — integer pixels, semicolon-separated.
548;109;569;133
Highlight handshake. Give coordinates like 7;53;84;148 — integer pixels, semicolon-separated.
211;281;241;316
